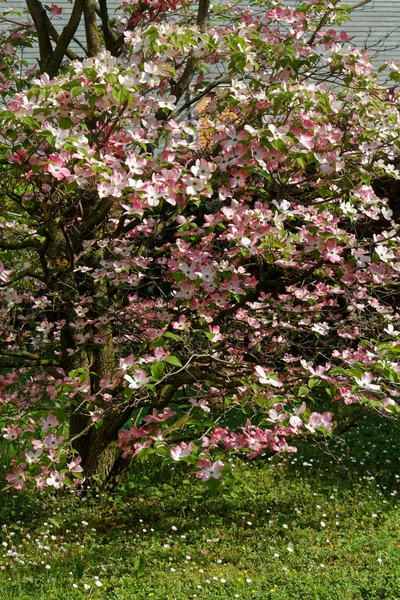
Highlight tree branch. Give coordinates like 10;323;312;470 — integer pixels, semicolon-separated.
0;350;60;366
44;13;79;61
80;197;115;234
171;0;211;102
351;0;372;10
0;238;43;251
46;0;85;77
25;0;53;71
0;269;47;288
98;0;119;55
172;75;230;120
83;0;102;56
196;0;210;32
307;0;341;46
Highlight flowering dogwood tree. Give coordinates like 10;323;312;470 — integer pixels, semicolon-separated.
1;0;400;490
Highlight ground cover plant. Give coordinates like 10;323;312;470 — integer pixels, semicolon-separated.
1;415;400;599
2;1;400;596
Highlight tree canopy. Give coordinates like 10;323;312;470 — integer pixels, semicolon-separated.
1;0;400;490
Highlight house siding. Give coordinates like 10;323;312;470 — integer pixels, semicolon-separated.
1;0;400;74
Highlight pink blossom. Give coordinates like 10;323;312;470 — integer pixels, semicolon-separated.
67;456;84;473
46;471;66;489
190;158;216;179
354;372;381;391
143;407;177;424
6;464;27;490
267;409;287;423
2;425;23;440
43;434;64;450
40;414;59;433
305;412;333;433
124;370;149;389
50;3;62;15
254;366;283;387
195;458;224;482
171;441;195;461
172;315;189;330
24;448;43;464
45;153;71;180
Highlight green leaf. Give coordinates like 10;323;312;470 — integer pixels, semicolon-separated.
71;86;84;98
308;378;319;389
59;116;73;129
48;517;61;529
273;94;285;116
359;172;371;185
151;361;165;379
112;84;131;105
164;331;181;341
206;477;221;493
165;355;182;367
133;554;145;578
173;270;186;282
298;386;309;396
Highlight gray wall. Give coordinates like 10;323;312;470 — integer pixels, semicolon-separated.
1;0;399;74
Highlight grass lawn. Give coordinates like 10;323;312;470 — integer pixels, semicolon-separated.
1;415;400;599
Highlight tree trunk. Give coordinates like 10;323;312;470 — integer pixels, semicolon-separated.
71;408;132;483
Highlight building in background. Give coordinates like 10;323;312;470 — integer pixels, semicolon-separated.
1;0;399;74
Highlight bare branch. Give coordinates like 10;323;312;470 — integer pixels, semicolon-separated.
0;238;43;251
83;0;102;56
25;0;53;70
44;13;79;61
196;0;210;33
0;350;60;366
0;268;47;288
47;0;85;77
351;0;372;10
98;0;119;55
171;0;211;102
172;75;230;120
80;197;115;234
307;0;341;46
